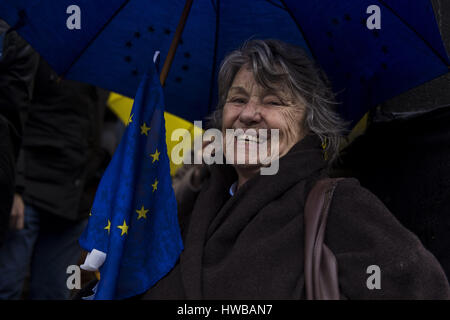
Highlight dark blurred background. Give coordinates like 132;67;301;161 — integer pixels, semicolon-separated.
333;0;450;281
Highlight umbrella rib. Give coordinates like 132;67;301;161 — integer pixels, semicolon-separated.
207;0;221;115
279;0;319;62
160;0;194;86
210;0;217;13
263;0;287;11
377;0;449;66
61;0;132;77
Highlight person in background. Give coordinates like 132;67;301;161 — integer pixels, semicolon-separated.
0;56;116;300
0;19;39;247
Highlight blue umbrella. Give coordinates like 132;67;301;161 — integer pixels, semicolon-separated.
0;0;448;124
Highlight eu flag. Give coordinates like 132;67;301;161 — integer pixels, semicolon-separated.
79;57;183;300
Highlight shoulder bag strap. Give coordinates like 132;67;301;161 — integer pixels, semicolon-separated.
304;177;344;300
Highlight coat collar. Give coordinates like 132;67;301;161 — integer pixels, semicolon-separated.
180;133;328;298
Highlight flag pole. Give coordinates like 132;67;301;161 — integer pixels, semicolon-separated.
160;0;194;86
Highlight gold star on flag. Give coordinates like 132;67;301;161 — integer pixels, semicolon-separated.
150;149;160;163
126;113;134;126
140;122;151;136
104;219;111;234
136;206;149;220
152;179;158;192
117;220;129;236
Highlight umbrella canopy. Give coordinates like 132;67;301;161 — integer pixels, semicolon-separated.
1;0;448;124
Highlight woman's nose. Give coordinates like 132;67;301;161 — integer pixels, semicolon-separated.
238;100;262;125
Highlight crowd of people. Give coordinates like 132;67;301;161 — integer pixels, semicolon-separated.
0;19;121;299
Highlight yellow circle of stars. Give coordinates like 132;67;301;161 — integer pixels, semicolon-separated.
90;107;166;241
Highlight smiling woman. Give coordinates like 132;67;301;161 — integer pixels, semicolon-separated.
141;39;450;300
212;39;347;163
221;64;307;187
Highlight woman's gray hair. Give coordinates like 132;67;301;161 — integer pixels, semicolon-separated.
208;39;348;162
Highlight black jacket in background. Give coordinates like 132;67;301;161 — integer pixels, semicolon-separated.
0;20;39;245
17;57;110;221
333;106;450;282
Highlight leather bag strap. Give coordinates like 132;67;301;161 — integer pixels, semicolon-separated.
304;178;344;300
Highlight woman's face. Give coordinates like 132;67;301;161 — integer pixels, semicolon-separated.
222;66;306;168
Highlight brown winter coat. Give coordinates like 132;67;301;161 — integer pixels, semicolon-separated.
143;134;450;299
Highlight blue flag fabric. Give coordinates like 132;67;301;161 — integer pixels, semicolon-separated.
78;59;183;300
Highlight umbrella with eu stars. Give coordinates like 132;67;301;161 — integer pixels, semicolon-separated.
0;0;448;125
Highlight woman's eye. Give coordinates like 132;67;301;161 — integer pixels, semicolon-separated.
263;95;283;106
230;98;246;104
266;100;282;106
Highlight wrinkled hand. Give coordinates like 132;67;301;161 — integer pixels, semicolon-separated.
9;193;25;230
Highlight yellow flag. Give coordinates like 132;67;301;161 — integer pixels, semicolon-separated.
107;92;203;175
